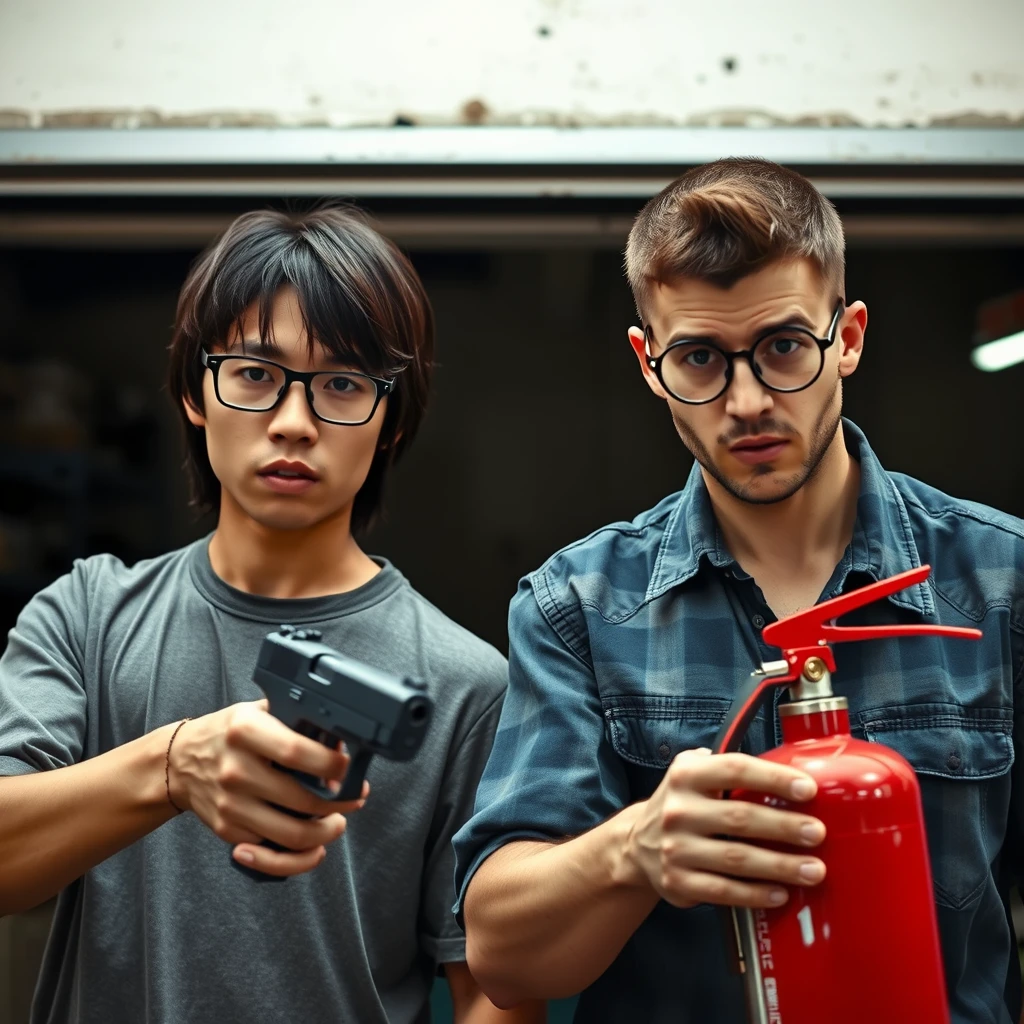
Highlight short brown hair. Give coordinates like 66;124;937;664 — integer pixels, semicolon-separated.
167;205;434;534
625;158;845;320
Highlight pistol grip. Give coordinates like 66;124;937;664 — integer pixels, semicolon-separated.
229;803;312;883
338;747;372;802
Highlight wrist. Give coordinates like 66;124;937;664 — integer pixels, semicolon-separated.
607;801;651;891
163;718;192;815
123;722;186;816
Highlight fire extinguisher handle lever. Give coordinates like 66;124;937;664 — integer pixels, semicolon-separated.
761;564;982;653
714;565;981;757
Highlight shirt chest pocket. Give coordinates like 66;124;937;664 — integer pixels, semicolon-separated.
856;703;1014;911
602;695;739;801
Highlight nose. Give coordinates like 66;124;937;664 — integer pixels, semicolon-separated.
267;381;319;443
723;357;773;421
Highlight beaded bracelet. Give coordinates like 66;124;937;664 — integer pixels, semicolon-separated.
165;718;191;814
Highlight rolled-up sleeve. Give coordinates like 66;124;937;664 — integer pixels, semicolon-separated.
451;571;629;917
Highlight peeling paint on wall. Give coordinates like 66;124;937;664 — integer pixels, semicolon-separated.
2;106;1021;131
1;0;1022;129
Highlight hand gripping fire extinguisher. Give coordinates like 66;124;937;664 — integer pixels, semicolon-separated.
712;565;982;1024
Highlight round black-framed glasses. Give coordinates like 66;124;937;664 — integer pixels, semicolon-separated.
200;349;396;426
644;300;845;405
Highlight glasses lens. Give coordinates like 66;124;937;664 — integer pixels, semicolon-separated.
660;343;728;402
309;372;379;424
752;331;822;391
214;357;381;424
216;357;286;410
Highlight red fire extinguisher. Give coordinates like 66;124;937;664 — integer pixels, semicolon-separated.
712;565;981;1024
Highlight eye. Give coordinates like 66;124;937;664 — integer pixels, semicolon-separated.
325;375;360;393
764;333;810;357
241;366;273;383
684;347;715;368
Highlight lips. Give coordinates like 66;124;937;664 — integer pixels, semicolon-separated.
258;460;319;481
729;436;789;466
731;435;786;452
257;460;320;495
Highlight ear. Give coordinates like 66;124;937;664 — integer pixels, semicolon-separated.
837;301;867;379
183;394;206;429
628;326;671;401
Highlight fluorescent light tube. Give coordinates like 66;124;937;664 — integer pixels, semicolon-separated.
971;329;1024;372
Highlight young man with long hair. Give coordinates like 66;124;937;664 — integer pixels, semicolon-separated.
0;207;541;1024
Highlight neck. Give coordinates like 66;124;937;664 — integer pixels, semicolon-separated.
706;422;860;577
207;495;380;599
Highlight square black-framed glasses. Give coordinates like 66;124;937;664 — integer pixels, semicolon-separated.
199;349;395;426
643;299;846;405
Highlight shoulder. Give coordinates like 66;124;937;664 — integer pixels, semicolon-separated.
890;472;1024;552
530;492;683;603
4;544;199;699
890;472;1024;624
524;489;684;614
382;582;510;751
509;493;684;658
893;473;1024;539
388;579;508;703
20;542;198;628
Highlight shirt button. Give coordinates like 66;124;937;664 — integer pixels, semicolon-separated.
658;743;672;762
947;752;962;772
752;614;766;629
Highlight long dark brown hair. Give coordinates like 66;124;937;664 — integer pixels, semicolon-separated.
167;205;434;534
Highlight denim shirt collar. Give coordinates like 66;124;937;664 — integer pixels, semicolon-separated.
645;418;934;617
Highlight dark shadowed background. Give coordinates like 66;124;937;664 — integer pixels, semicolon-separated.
0;198;1022;1024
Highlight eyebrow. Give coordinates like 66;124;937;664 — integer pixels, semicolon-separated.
223;338;279;356
226;338;357;369
663;310;819;347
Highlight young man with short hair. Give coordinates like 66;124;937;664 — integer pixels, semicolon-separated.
0;207;541;1024
455;160;1023;1024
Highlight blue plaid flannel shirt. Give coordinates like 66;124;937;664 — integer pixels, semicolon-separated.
453;419;1023;1024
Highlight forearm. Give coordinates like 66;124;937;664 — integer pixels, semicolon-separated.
445;961;546;1024
464;804;659;1006
0;723;179;914
454;996;547;1024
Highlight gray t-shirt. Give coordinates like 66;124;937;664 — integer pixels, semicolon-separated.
0;538;508;1024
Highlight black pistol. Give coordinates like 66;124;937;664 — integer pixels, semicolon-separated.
232;624;433;882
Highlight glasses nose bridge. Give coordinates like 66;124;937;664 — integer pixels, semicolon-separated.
723;346;761;389
273;371;317;419
721;346;777;417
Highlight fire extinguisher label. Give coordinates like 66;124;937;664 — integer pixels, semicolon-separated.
762;978;783;1024
755;910;775;970
755;910;784;1023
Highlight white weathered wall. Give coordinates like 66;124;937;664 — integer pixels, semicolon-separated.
1;0;1022;129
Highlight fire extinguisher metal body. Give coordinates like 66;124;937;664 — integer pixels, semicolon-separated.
711;566;981;1024
731;700;949;1024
